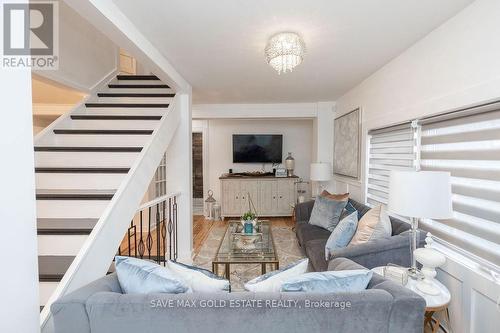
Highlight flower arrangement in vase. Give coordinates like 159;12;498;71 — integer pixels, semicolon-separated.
241;211;257;234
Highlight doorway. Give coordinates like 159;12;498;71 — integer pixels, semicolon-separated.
192;132;204;215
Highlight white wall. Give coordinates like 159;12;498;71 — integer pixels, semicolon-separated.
327;0;500;331
332;0;500;200
0;66;39;331
203;119;313;202
34;0;118;91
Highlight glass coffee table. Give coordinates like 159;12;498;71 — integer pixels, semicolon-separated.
212;220;279;280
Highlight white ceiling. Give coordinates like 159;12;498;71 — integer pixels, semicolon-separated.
114;0;473;104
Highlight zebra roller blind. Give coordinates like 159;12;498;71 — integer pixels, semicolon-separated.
367;122;418;207
419;104;500;266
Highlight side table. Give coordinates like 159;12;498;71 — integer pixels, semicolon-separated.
372;266;452;333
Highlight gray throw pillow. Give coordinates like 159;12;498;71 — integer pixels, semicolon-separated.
308;195;347;231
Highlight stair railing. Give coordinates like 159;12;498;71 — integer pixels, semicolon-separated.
118;192;180;265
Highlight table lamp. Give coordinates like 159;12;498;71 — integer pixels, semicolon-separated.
388;170;452;279
310;162;332;197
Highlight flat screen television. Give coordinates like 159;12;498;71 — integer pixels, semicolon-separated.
233;134;283;163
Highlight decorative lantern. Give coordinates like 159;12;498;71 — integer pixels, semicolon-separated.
285;152;295;177
204;190;216;220
212;203;222;221
295;178;309;203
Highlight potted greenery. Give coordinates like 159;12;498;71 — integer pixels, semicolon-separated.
241;211;257;234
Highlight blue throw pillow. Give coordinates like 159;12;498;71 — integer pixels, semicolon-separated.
115;256;190;294
281;269;373;293
345;201;357;215
339;201;358;220
309;196;347;231
325;211;359;260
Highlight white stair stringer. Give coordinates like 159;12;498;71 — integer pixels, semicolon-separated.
35;74;181;330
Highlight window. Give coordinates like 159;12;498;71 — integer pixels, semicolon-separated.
367;102;500;268
366;122;418;207
419;103;500;267
154;153;167;197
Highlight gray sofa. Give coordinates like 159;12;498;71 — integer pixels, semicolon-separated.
295;199;423;271
51;257;425;333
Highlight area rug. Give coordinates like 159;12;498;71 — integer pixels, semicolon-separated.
193;222;305;291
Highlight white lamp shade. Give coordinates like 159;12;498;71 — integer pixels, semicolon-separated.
310;163;332;181
388;170;452;219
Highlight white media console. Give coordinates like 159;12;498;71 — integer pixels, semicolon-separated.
220;175;298;218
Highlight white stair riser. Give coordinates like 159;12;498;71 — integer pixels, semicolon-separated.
38;235;88;256
106;87;174;94
59;119;160;130
36;173;125;190
36;134;151;147
35;151;139;168
81;108;166;116
94;97;173;104
37;200;110;219
40;282;58;306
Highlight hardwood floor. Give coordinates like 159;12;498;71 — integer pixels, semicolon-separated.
119;215;295;258
193;215;223;255
192;215;295;256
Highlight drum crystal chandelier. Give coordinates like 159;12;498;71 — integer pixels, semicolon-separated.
265;32;306;74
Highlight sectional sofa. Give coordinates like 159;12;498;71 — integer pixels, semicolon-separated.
295;198;423;271
51;257;425;333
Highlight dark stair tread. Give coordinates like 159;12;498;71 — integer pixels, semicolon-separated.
116;75;159;80
97;93;174;98
108;84;169;89
36;189;115;200
70;114;162;120
38;256;76;282
85;103;169;108
37;218;98;235
34;146;142;152
53;129;153;135
38;256;114;282
35;167;130;174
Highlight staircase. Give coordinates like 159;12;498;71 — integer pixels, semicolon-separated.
35;74;176;309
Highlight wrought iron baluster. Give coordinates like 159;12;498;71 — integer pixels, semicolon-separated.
138;211;145;258
147;207;153;260
156;203;161;264
173;196;178;261
161;200;167;266
168;198;173;260
127;220;133;257
133;224;137;258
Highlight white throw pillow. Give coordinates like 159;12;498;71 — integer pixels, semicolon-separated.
166;260;230;293
244;258;308;292
371;204;392;240
349;205;392;246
